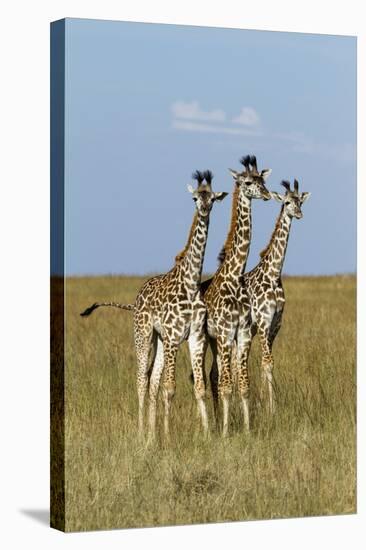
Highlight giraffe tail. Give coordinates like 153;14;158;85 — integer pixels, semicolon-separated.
80;301;135;317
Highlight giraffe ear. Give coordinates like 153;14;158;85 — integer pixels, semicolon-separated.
269;191;284;203
228;169;239;179
187;184;195;194
260;168;272;181
300;192;311;204
214;191;229;201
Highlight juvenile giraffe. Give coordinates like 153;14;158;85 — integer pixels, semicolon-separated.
81;171;227;440
237;178;310;415
198;155;272;436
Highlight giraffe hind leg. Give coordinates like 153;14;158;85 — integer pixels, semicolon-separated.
134;318;155;438
209;338;220;431
268;308;284;348
269;286;285;348
264;306;285;412
147;335;164;443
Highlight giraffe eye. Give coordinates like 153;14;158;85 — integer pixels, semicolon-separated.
285;201;290;205
193;197;198;202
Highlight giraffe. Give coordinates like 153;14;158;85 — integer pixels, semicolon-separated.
236;178;310;416
198;155;272;436
81;170;228;440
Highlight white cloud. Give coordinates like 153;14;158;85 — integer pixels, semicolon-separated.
232;107;260;127
171;100;226;122
172;119;262;136
170;102;354;164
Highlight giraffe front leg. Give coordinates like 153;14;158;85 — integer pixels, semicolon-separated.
162;341;178;439
236;326;252;431
188;331;209;435
147;336;164;443
258;324;276;414
217;337;233;437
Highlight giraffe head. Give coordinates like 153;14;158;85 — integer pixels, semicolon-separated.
270;179;310;219
187;170;228;217
228;155;272;201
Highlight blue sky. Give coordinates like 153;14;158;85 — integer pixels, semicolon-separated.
63;18;356;276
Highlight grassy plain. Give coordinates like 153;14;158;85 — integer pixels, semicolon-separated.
64;275;356;532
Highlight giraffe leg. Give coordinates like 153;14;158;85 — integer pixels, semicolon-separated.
258;324;276;414
188;330;208;435
230;340;238;388
147;336;164;442
263;301;285;413
236;325;252;431
209;338;220;430
268;308;284;348
162;341;178;439
216;338;233;437
134;315;154;438
269;286;285;348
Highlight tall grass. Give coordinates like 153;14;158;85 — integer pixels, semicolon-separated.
64;275;356;532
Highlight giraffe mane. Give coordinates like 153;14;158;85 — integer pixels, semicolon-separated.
259;205;285;258
175;212;199;263
217;182;240;264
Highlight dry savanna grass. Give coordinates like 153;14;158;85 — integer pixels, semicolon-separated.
65;275;356;532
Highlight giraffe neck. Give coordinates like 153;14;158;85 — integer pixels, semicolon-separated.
222;194;252;281
261;207;292;279
178;213;210;294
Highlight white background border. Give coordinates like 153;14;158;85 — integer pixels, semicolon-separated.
0;1;364;548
